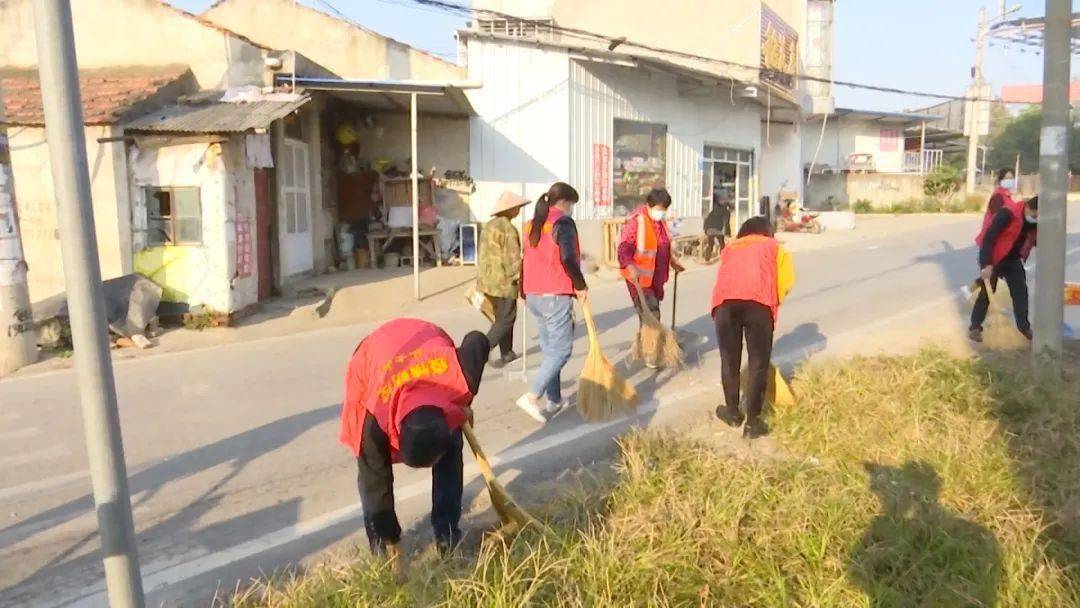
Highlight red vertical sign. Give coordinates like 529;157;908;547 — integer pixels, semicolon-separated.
592;143;611;207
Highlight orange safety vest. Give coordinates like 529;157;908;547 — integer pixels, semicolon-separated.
619;207;659;288
340;318;473;461
710;234;781;320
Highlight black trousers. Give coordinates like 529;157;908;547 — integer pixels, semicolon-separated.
970;257;1030;333
702;230;726;260
356;411;464;553
486;296;517;357
713;300;774;420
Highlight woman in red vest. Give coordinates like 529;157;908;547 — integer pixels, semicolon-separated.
969;195;1038;342
340;318;489;562
985;168;1018;218
516;182;587;423
618;187;685;366
710;216;795;439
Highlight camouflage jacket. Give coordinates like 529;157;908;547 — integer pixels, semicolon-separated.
477;216;522;299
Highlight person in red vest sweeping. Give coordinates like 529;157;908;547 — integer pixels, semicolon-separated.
710;216;795;439
969;195;1038;342
516;182;588;423
618;187;685;365
340;318;489;562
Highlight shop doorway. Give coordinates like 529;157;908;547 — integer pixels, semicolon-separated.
701;145;754;228
278;136;313;277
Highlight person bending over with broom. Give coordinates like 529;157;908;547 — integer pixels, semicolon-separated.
515;182;587;423
711;216;794;439
618;187;685;368
340;318;489;566
968;195;1038;343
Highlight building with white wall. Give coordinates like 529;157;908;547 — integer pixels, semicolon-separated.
460;0;827;256
802;108;943;176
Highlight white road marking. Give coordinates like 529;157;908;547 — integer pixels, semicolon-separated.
0;469;90;504
0;445;68;469
0;412;21;423
0;427;42;441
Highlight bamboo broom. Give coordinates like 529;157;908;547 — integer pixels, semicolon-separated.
629;283;684;369
461;422;539;530
578;300;640;422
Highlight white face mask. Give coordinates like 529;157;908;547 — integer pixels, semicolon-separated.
1000;178;1016;191
1024;212;1038;224
648;208;667;221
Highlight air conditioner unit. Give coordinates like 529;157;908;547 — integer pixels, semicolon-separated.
738;85;759;99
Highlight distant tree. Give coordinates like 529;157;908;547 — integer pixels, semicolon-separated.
986;106;1080;173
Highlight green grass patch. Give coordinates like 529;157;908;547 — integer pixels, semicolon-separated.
229;349;1080;607
852;196;986;214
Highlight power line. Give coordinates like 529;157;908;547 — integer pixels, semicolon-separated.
398;0;999;102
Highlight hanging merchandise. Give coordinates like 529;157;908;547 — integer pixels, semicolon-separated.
339;148;360;174
336;121;358;146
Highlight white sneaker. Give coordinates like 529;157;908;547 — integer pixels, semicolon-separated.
515;394;546;423
544;400;564;416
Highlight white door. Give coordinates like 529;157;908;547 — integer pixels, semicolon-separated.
279;138;313;277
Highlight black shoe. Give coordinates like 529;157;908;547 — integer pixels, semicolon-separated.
1021;329;1033;341
743;418;769;440
436;532;462;557
968;327;983;343
501;351;520;365
715;405;745;428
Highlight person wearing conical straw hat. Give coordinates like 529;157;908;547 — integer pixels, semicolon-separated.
710;216;795;439
340;319;490;566
478;191;528;367
515;182;586;423
618;187;685;367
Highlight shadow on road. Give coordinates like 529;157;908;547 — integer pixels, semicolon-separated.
0;405;340;595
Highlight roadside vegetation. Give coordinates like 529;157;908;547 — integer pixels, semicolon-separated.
852;194;986;215
228;348;1080;607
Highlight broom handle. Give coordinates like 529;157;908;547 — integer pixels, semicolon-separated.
632;281;661;325
461;422;498;485
671;271;679;331
581;299;600;344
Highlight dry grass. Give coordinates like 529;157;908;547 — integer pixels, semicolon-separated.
227;348;1080;607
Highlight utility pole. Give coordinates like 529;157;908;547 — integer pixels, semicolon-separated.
0;83;39;375
966;6;987;194
30;1;144;606
1033;0;1071;371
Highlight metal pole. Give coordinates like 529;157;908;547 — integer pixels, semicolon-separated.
1015;153;1021;193
0;83;39;375
1033;0;1071;371
30;1;144;605
410;92;420;300
966;7;986;194
919;121;927;174
519;183;528;379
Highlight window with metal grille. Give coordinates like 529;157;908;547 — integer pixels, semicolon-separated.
475;18;554;39
145;186;202;246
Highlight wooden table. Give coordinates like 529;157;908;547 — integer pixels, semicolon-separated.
366;228;443;269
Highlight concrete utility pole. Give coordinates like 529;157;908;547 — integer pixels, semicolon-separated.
0;84;39;375
30;1;144;606
966;6;987;194
1033;0;1071;370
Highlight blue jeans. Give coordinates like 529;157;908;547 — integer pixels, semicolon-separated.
526;294;575;403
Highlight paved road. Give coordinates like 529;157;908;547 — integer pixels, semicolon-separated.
2;214;1078;607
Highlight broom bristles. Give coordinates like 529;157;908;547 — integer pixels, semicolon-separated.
630;306;685;369
579;339;639;422
462;423;539;529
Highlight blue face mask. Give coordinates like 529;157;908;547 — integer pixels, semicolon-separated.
1000;179;1016;191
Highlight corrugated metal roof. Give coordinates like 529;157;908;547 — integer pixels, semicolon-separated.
125;95;310;133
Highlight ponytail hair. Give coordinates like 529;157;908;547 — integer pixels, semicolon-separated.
528;182;580;247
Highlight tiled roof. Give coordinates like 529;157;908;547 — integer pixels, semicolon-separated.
0;66;191;126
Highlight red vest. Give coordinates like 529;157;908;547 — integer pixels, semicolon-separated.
339;318;473;461
523;207;577;296
975;197;1035;265
711;234;781;320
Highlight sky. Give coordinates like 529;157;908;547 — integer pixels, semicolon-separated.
170;0;1073;113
